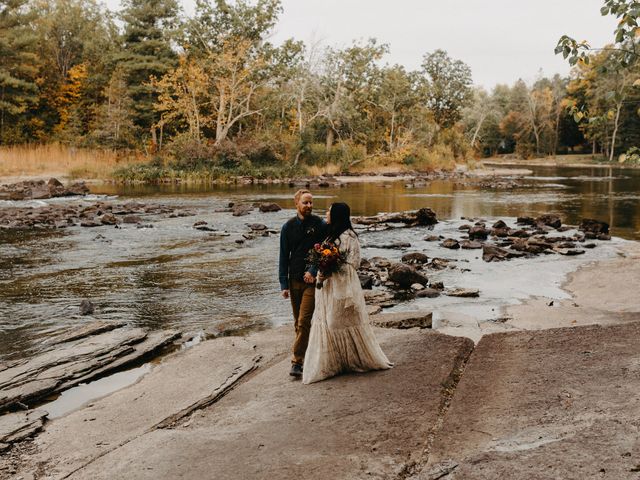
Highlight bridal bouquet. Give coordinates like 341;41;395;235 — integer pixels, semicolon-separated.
306;241;346;289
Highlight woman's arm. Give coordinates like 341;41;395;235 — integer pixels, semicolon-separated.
343;231;361;268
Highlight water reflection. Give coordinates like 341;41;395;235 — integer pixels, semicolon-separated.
1;165;639;361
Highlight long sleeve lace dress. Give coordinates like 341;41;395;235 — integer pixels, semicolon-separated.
302;230;393;384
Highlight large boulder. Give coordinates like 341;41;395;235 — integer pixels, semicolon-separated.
388;263;428;288
579;218;609;235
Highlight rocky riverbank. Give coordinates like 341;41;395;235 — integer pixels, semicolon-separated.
1;242;639;479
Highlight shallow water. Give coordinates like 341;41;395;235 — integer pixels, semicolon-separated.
1;164;639;362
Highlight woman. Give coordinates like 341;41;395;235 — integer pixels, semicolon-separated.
303;202;393;384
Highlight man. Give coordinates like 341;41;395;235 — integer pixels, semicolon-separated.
279;189;326;378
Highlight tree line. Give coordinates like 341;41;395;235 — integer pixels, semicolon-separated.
1;0;639;173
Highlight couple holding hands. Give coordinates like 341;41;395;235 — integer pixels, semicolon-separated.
278;189;392;384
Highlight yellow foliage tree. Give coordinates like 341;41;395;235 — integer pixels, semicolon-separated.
53;63;87;135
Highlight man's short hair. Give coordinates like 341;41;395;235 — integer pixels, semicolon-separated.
294;189;311;203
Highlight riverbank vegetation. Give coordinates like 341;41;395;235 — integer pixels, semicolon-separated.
1;0;639;181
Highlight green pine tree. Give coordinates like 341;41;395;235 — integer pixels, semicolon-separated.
117;0;180;147
0;0;39;143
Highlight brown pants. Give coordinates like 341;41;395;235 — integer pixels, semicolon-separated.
289;279;315;366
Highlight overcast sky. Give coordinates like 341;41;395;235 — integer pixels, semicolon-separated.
106;0;619;89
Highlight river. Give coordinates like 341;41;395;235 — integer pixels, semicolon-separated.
1;164;639;362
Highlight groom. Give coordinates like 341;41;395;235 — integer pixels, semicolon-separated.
279;189;326;378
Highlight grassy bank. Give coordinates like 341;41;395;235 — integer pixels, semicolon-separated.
0;142;464;184
111;141;463;183
481;154;618;166
0;144;145;181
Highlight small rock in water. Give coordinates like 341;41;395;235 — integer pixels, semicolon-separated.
79;300;95;316
401;252;429;264
536;214;562;229
259;203;281;213
416;288;441;298
460;240;483;249
359;274;373;290
368;241;411;249
468;225;490;241
100;213;118;225
232;204;254;217
441;238;460;249
445;288;480;298
493;220;508;229
122;215;143;224
388;263;428;289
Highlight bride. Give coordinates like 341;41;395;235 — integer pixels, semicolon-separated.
303;202;393;384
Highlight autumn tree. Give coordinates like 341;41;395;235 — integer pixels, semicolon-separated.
92;66;136;147
27;0;118;141
374;66;419;152
567;49;640;160
420;49;473;129
462;87;501;151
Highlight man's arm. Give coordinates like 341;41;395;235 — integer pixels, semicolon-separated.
278;223;290;291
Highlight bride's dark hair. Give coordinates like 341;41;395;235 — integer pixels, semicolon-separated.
327;202;357;242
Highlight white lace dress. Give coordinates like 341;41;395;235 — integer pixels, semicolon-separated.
303;230;393;384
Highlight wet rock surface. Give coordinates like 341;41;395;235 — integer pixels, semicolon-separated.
353;209;615;313
0;322;180;418
0;199;195;230
12;328;471;480
354;207;438;228
371;311;433;329
426;323;640;479
0;178;89;201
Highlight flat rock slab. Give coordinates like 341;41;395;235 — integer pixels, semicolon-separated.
11;329;290;479
0;327;178;413
425;323;640;479
48;321;127;345
0;409;48;444
64;329;473;480
372;310;433;329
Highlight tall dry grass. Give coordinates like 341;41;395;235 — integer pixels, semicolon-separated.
0;143;145;180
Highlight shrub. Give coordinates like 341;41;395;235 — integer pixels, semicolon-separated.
619;146;640;164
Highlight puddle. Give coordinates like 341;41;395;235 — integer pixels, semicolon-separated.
44;364;152;419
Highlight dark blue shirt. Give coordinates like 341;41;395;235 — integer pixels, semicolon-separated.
279;215;326;290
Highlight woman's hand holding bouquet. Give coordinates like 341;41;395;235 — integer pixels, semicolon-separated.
306;241;346;289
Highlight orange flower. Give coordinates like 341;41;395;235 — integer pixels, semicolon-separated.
322;249;332;256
